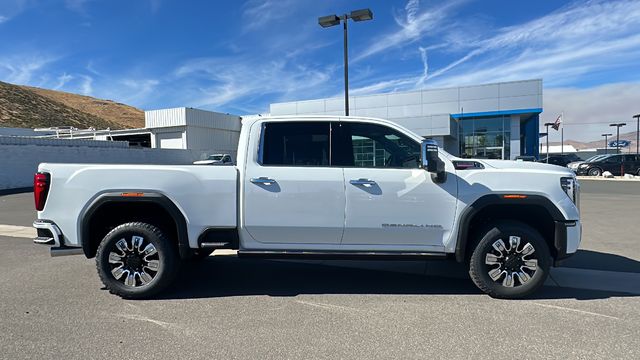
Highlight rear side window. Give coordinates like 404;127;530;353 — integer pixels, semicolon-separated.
260;122;330;166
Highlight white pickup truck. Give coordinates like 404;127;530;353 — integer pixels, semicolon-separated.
33;116;581;299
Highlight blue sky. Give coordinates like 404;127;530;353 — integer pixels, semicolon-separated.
1;0;640;141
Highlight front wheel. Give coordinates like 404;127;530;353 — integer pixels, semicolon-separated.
469;221;551;299
587;167;602;176
96;222;179;299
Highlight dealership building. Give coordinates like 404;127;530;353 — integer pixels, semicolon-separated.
270;79;543;160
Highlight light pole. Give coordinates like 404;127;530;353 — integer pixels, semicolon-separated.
633;114;640;154
543;122;554;162
609;123;626;154
319;8;373;116
601;133;612;154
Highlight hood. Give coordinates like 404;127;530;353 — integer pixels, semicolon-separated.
476;159;574;175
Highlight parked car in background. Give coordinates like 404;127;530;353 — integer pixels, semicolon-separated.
567;155;608;172
193;154;233;165
576;154;640;176
538;153;581;167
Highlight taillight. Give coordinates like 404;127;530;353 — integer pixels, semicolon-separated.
34;172;50;211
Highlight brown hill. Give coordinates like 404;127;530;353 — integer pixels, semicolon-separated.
0;81;144;130
25;86;144;129
549;130;639;150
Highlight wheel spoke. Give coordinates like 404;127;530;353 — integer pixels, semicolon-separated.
515;271;531;284
115;238;129;253
492;239;507;255
139;271;154;285
111;265;125;280
132;236;144;252
523;259;538;270
145;260;160;272
521;243;535;256
142;244;157;259
488;268;504;281
485;253;501;265
108;252;123;264
502;273;514;287
124;272;136;287
509;236;520;252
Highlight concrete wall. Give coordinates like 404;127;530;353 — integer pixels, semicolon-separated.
0;137;213;190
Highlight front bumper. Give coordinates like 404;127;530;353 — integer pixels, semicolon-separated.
553;220;582;266
33;219;82;257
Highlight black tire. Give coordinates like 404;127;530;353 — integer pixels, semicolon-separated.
587;167;602;176
190;248;215;261
469;221;551;299
96;222;179;299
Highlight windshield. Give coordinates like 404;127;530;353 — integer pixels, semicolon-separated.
207;155;224;160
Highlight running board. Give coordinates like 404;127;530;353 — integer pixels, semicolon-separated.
200;242;231;249
237;250;448;261
50;247;83;257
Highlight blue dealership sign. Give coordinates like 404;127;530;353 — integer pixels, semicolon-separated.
609;140;631;148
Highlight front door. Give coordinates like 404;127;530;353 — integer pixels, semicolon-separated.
243;121;345;245
335;122;458;248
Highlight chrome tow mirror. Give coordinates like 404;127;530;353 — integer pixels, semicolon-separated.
421;139;446;183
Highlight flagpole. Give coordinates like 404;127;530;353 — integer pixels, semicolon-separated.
561;111;564;155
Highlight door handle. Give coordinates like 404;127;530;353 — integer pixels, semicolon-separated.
250;177;276;185
349;178;376;187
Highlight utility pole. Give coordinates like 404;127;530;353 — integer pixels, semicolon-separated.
633;114;640;154
543;122;554;162
602;133;612;154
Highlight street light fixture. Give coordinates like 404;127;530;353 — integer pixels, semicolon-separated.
318;8;373;116
601;133;612;154
609;123;626;154
633;114;640;154
543;122;555;162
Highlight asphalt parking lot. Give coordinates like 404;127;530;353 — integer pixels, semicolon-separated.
1;180;639;359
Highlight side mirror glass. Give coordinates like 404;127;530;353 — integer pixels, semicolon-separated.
421;139;439;173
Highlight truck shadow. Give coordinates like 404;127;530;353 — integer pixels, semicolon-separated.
155;250;640;301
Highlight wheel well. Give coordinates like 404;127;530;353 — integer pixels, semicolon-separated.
463;204;557;262
83;201;181;258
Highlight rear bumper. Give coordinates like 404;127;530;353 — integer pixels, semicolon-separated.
554;220;581;266
33;219;82;257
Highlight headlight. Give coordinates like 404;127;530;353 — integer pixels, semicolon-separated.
561;177;579;207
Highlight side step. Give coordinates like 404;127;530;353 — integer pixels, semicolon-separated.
237;250;448;261
200;242;231;249
33;237;55;245
50;247;83;257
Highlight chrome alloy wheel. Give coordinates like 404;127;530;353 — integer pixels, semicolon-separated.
108;236;159;287
485;236;538;288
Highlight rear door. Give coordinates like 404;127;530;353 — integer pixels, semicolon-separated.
243;121;345;245
335;121;457;248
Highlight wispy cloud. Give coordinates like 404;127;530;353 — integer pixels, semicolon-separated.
353;0;466;62
54;72;73;89
65;0;92;16
79;74;92;95
241;0;296;32
0;54;57;85
351;0;640;94
0;15;8;23
174;56;331;113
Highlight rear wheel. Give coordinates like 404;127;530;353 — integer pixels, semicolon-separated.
587;167;602;176
469;221;551;299
96;222;179;299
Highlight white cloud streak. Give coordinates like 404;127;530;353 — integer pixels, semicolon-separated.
0;55;57;85
354;0;466;62
241;0;296;32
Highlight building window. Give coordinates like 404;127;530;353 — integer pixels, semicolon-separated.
458;116;510;159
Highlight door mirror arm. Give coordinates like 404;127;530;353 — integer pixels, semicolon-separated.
421;139;447;183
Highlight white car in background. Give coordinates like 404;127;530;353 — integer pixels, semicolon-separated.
193;154;233;165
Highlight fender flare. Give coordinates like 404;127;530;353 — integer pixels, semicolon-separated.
454;194;566;262
80;192;190;259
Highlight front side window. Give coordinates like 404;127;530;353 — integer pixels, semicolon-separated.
334;122;420;168
260;122;330;166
